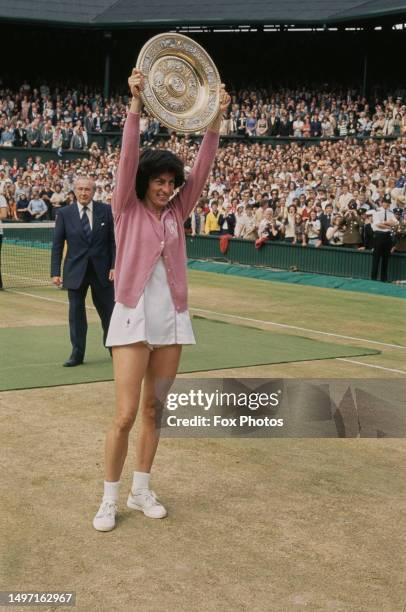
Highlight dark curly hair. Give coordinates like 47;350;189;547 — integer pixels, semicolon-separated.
135;149;185;200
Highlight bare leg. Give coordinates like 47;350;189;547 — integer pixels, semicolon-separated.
105;343;151;482
135;344;182;473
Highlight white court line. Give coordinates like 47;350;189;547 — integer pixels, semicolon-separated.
4;273;48;282
190;307;406;350
336;358;406;375
7;289;406;375
9;289;94;310
9;289;406;352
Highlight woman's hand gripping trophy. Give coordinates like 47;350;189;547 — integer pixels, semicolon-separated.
128;68;145;113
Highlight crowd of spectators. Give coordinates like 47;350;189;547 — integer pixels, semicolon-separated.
1;128;406;251
173;132;406;251
1;82;406;152
0;144;118;220
220;86;406;138
1;82;406;253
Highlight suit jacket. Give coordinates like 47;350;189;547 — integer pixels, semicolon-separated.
320;213;333;243
268;116;280;136
14;128;27;147
84;116;94;133
92;117;102;131
51;201;116;289
219;213;236;235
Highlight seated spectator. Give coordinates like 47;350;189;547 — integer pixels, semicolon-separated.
240;205;257;240
302;114;311;138
26;120;41;147
256;113;268;137
218;202;236;235
257;208;283;240
292;213;305;245
49;184;66;220
4;184;18;220
300;197;314;220
204;201;221;235
16;194;30;221
304;210;322;247
236;112;247;136
246;112;257;137
359;209;375;250
51;126;63;151
293;115;304;138
219;114;231;136
101;111;111;132
337;183;353;212
40;120;53;148
319;203;334;245
326;215;345;246
283;204;297;243
191;203;206;237
40;181;53;220
70;125;87;150
268;112;280;136
391;211;406;252
254;199;269;228
268;216;284;241
234;203;246;237
14;121;27;147
1;123;15;147
257;208;274;239
310;113;322;137
89;142;102;160
140;113;150;143
27;188;48;220
64;190;76;206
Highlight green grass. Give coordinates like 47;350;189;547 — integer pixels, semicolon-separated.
188;270;406;347
0;317;379;391
2;244;51;288
2;268;405;380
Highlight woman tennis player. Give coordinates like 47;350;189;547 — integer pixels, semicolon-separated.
93;68;230;531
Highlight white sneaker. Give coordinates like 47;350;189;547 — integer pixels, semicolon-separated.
127;489;167;519
93;500;118;531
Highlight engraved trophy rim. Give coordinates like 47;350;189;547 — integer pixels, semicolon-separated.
136;32;221;134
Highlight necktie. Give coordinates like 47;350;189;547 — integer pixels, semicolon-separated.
81;206;92;242
384;210;387;221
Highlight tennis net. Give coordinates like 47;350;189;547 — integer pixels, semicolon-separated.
1;222;55;288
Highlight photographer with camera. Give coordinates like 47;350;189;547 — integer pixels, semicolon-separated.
326;214;345;246
342;200;363;248
391;208;406;253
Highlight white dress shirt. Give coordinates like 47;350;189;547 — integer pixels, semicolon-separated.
372;207;396;232
77;201;93;229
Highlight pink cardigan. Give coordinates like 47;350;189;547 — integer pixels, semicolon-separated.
112;112;219;310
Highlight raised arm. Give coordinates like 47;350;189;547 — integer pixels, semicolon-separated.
175;85;231;221
112;69;144;218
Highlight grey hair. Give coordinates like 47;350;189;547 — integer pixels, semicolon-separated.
74;176;96;193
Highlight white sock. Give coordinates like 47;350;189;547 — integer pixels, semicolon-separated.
103;480;120;502
132;471;150;492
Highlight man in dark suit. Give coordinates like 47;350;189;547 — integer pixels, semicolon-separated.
13;121;27;147
51;177;115;366
319;203;334;245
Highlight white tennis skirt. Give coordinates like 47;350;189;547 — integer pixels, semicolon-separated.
106;257;195;349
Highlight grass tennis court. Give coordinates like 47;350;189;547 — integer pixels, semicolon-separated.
0;317;379;391
1;268;405;611
2;227;53;288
